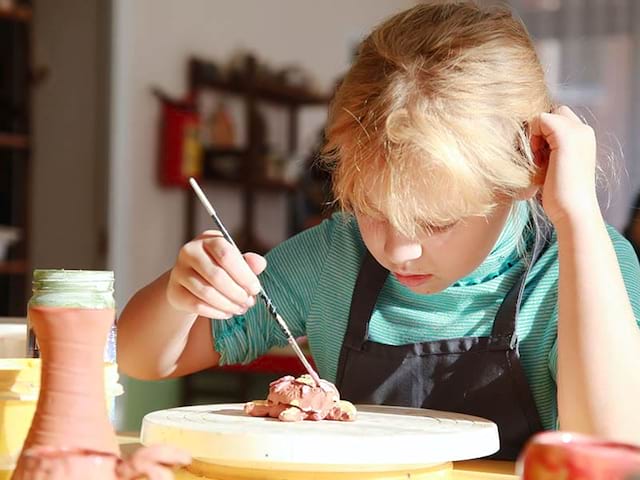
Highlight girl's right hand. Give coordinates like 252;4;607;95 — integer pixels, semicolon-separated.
166;230;266;319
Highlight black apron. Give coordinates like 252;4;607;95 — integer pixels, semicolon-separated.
336;232;548;460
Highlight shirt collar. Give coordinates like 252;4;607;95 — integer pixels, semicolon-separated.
452;201;530;287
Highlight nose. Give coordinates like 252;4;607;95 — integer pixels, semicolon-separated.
383;229;422;266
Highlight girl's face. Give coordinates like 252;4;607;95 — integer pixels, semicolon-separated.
356;200;514;294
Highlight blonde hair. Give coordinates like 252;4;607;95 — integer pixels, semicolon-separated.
322;1;552;238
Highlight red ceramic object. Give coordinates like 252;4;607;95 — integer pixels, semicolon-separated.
518;431;640;480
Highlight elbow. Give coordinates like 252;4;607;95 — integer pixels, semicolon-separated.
116;334;167;381
117;355;164;381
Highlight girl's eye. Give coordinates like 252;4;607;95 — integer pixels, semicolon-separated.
420;221;458;234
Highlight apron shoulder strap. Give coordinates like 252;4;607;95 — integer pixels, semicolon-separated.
342;251;389;350
490;221;553;350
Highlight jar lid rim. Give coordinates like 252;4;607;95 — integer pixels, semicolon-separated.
33;269;114;281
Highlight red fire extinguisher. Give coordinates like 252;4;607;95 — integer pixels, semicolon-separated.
154;88;202;188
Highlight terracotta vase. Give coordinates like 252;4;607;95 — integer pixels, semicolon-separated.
10;270;190;480
11;304;120;479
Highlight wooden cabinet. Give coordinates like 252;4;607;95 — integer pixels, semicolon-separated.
0;2;32;316
186;56;330;253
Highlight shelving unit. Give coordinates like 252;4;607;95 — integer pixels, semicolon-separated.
189;58;328;106
182;56;329;406
0;260;27;275
186;56;330;253
0;2;33;316
0;132;28;149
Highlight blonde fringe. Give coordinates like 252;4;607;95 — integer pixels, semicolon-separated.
320;1;553;240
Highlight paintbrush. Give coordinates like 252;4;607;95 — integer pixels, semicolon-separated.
189;177;322;386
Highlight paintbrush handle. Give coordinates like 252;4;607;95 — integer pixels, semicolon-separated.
259;285;322;384
189;178;322;385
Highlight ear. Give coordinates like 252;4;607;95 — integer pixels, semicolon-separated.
514;183;539;201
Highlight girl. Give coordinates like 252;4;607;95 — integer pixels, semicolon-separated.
118;1;640;459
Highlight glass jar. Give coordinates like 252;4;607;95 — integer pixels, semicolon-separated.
26;269;116;363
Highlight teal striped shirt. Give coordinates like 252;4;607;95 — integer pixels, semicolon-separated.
212;203;640;430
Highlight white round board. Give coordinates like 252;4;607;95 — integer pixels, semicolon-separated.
141;404;499;472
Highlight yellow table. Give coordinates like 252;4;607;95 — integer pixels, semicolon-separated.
118;435;517;480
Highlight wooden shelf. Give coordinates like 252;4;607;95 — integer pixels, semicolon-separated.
196;76;329;106
251;177;298;192
0;5;32;22
202;148;245;184
190;58;330;106
204;147;246;158
255;81;329;106
0;260;27;274
202;174;298;193
193;76;244;96
0;133;29;150
203;149;299;192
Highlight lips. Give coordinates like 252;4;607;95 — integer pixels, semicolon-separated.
393;273;433;287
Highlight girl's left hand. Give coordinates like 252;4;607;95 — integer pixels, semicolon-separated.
529;105;601;226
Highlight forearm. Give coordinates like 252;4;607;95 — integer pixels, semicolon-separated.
556;209;640;443
117;270;214;380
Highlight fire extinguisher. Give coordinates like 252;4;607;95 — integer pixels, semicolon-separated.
154;88;202;188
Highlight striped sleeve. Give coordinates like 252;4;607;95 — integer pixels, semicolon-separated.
547;225;640;378
211;217;337;366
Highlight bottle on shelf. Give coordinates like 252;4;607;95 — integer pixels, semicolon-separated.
208;100;236;149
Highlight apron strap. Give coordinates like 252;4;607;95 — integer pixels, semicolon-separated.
490;221;552;350
342;252;389;350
